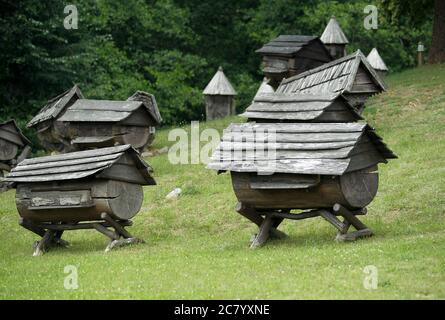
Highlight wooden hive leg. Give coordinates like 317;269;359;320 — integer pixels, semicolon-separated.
51;230;71;248
100;213;144;252
32;230;56;256
250;215;274;249
333;204;374;242
236;202;287;241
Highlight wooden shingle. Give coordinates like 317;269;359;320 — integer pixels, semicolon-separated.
208;122;396;175
5;145;155;185
277;50;385;111
241;92;362;122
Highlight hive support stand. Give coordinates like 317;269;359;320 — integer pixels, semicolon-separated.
237;202;373;249
19;213;143;256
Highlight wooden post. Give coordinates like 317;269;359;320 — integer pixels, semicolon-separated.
250;215;273;249
418;42;425;67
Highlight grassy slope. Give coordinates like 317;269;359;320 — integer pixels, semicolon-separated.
0;65;444;299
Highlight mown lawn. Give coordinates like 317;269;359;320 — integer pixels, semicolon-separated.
0;65;444;299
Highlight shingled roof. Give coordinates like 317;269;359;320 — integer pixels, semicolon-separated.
320;16;349;45
58;99;157;123
0;120;31;146
207;122;396;175
277;50;385;95
27;85;83;128
241;93;362;122
253;78;275;99
4;145;155;184
203;66;237;96
127;91;162;124
367;48;388;71
256;35;327;56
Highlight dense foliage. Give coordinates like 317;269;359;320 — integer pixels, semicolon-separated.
0;0;434;142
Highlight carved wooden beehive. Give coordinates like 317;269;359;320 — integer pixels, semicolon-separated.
208;49;396;247
28;87;162;153
59;92;162;152
209;122;396;211
277;50;386;114
256;35;333;89
4;145;156;255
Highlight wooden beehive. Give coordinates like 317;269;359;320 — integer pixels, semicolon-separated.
27;85;83;152
58;93;162;152
208;122;396;246
256;35;333;89
277;50;386;113
203;67;237;120
4;145;156;254
241;93;362;123
320;16;349;59
0;120;32;190
367;48;388;79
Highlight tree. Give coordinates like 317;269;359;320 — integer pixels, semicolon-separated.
380;0;444;63
429;0;445;63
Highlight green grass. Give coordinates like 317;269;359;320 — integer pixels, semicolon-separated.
1;65;444;299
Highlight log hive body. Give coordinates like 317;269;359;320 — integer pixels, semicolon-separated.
5;145;155;224
231;166;378;211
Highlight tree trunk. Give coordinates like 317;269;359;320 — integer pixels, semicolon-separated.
429;0;445;64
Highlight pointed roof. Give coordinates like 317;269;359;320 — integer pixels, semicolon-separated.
27;85;83;128
4;145;156;185
254;78;275;99
277;50;385;95
321;16;349;45
208;122;396;175
367;48;388;71
203;67;237;96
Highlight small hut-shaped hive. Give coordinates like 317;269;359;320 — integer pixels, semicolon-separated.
256;35;333;88
241;93;362;123
203;67;237;120
277;50;385;113
209;122;396;211
5;145;156;254
58;92;162;151
27;86;83;152
367;48;388;79
320;16;349;59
